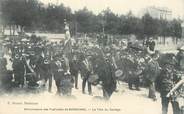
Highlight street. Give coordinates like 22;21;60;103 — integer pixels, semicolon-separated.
0;77;173;114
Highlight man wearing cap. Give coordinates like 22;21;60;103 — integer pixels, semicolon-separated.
69;54;79;89
95;53;117;100
147;38;156;55
125;48;141;90
51;54;71;95
12;54;25;88
39;55;52;92
176;47;184;70
157;54;181;114
79;54;93;95
144;54;160;101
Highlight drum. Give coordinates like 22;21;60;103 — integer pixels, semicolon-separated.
88;74;99;84
115;69;123;78
44;59;50;64
60;78;73;96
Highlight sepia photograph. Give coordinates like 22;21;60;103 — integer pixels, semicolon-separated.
0;0;184;114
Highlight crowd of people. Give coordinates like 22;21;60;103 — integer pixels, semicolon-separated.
0;29;183;114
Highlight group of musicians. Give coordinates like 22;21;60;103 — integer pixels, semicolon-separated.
0;29;183;114
0;34;117;99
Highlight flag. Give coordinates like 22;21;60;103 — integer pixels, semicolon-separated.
63;32;72;60
63;21;73;60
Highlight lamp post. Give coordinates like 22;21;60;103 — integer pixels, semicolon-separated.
181;21;184;39
101;12;106;35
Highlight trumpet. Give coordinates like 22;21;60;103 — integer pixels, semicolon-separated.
167;79;184;98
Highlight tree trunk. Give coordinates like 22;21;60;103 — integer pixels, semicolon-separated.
12;25;15;36
163;36;166;45
9;25;12;36
20;26;24;33
176;37;178;44
172;37;175;44
2;25;5;35
75;22;77;36
159;36;162;44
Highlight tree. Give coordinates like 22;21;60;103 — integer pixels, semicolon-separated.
100;8;119;34
119;12;139;35
0;0;182;41
1;0;40;33
142;13;159;39
158;19;171;44
75;7;97;33
170;19;182;44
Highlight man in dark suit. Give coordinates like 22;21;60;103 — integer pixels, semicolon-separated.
51;54;69;95
12;54;25;88
95;53;117;100
0;56;13;91
144;55;160;101
125;51;140;90
79;54;92;95
39;55;52;92
69;54;79;89
103;59;116;100
157;55;181;114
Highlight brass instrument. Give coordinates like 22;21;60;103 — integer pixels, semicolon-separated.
167;78;184;109
167;79;184;98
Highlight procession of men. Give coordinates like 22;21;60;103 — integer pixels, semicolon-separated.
0;21;184;114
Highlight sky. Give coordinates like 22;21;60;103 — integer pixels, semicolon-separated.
40;0;184;18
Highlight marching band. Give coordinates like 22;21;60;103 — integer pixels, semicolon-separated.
0;22;183;114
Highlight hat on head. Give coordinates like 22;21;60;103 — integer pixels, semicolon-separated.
129;42;144;51
177;45;184;51
162;53;177;65
15;54;20;59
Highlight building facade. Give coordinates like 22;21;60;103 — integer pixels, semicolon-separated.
140;6;172;20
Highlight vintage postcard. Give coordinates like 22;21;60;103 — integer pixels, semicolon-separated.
0;0;183;114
